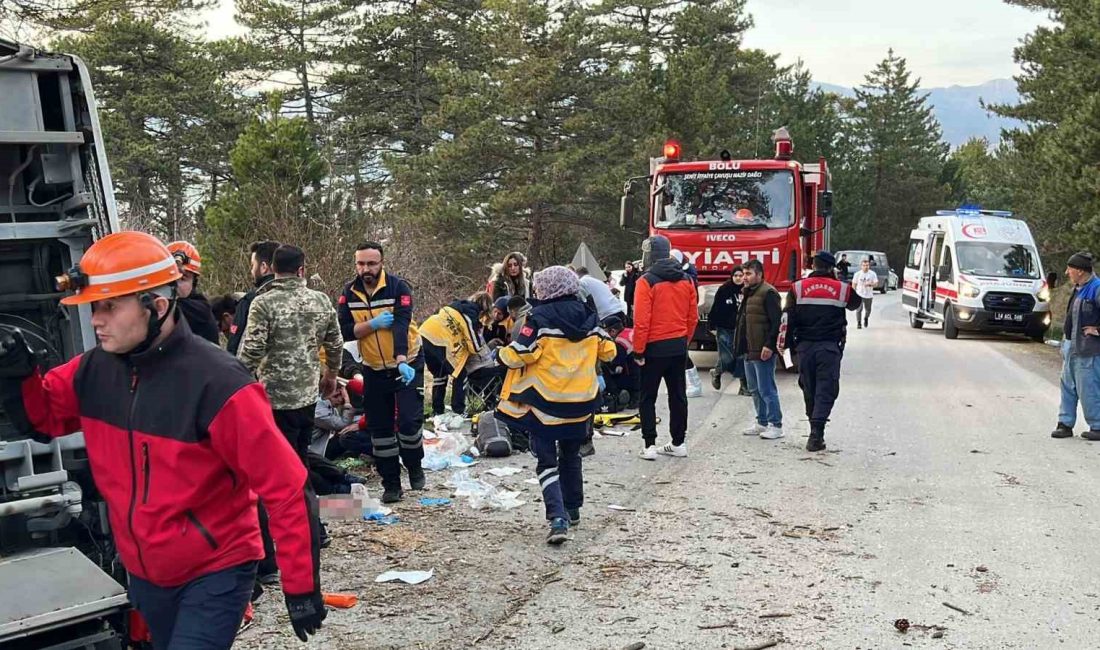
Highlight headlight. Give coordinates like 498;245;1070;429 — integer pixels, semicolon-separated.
959;281;980;299
1038;283;1051;302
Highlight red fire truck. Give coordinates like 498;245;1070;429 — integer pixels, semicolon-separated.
620;128;833;350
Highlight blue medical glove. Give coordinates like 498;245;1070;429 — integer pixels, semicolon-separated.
369;312;394;330
597;375;606;392
397;362;415;386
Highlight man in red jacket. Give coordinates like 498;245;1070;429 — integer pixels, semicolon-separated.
0;232;325;649
632;235;699;460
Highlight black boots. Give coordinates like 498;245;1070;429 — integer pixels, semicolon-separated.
1051;423;1073;439
806;423;826;452
407;466;426;490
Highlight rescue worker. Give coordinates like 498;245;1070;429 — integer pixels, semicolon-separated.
337;241;425;503
420;291;494;427
495;266;616;544
781;251;862;452
166;241;220;345
633;235;699;460
227;240;279;355
0;232;325;647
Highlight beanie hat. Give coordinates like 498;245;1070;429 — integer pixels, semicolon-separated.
533;265;579;301
642;235;671;261
1068;251;1094;272
814;250;837;267
493;297;510;311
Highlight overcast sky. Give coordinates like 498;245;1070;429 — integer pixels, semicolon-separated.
204;0;1048;88
742;0;1048;88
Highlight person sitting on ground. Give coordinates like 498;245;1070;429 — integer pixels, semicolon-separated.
495;266;616;545
209;294;240;344
601;316;641;412
167;241;220;345
420;291;494;428
311;383;357;457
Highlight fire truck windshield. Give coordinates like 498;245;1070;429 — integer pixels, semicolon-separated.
654;170;794;230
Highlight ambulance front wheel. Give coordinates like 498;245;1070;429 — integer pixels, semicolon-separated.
909;313;924;330
943;306;959;340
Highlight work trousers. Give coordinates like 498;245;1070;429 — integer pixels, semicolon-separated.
362;356;425;487
1059;339;1100;431
529;432;583;522
128;562;257;650
423;340;467;416
640;352;688;447
258;404;314;576
796;340;843;427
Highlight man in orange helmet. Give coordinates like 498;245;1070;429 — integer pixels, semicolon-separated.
167;240;220;345
0;232;326;648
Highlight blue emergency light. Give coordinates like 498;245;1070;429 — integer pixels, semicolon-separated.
935;204;1014;218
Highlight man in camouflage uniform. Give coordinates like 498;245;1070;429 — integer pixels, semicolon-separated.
238;244;343;461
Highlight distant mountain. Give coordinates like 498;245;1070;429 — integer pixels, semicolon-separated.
813;79;1023;149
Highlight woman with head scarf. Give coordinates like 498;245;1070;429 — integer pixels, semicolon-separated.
495;266;616;544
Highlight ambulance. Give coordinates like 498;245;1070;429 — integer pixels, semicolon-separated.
902;208;1054;340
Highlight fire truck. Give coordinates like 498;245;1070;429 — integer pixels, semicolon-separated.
620;128;834;349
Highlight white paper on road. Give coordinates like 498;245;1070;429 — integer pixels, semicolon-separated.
485;467;523;477
375;569;435;585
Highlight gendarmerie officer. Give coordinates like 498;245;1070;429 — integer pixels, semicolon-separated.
781;251;862;451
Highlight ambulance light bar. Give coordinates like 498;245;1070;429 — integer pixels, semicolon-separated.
935;206;1014;218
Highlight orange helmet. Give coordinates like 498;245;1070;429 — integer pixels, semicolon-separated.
735;208;753;219
58;231;181;306
167;241;202;275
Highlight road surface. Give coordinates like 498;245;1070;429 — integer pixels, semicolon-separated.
239;292;1089;649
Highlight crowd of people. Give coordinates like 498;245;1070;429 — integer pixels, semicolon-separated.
0;230;879;649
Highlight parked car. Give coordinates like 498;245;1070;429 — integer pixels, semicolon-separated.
888;268;899;291
836;250;891;293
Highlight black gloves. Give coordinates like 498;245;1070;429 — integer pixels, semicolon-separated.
0;329;38;380
285;592;327;642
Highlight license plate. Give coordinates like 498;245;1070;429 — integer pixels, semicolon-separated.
993;312;1024;322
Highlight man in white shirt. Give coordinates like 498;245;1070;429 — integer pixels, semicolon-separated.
851;258;879;329
576;267;626;324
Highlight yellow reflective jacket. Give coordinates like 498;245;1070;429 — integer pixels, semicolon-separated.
337;271;421;371
419;300;485;377
496;297;616;439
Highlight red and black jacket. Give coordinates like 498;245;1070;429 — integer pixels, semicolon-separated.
18;318;321;594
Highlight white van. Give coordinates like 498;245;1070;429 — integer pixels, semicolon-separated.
902;208;1053;341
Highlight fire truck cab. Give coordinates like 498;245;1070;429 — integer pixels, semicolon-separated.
902;208;1053;341
620;129;833;350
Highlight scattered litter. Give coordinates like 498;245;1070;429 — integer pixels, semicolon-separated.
323;593;359;608
375;569;434;585
320;484;383;520
942;601;971;615
524;478;540;485
893;618;910;632
622;643;646;650
364;512;400;525
608;505;636;512
975;565;988;573
600;428;631;437
734;641;779;650
485;467;523;477
418;497;452;507
446;470;526;510
423;429;478;471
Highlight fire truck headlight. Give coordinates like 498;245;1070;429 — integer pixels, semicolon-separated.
959;281;980;299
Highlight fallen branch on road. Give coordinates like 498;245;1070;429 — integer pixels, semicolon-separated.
759;612;793;619
734;640;780;650
942;601;971;615
698;620;738;630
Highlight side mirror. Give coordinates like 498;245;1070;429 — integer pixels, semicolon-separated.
819;190;834;218
619;193;634;229
937;265;951;282
1047;271;1058;289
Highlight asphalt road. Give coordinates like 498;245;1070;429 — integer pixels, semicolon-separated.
240;292;1090;649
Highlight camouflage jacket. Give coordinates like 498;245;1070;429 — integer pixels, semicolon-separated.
237;276;343;410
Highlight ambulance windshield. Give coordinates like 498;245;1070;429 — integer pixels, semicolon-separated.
956;242;1041;279
655;170;794;230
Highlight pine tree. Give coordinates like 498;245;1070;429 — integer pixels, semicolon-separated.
837;50;948;267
